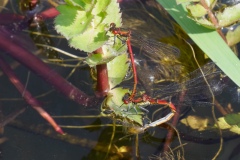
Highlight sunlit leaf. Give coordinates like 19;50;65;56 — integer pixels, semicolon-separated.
217;117;232;129
69;23;108;51
192;17;215;29
55;5;92;39
65;0;94;10
187;3;207;17
54;0;122;52
216;3;240;27
185;0;218;18
92;0;111;15
226;24;240;46
216;113;240;134
103;0;122;27
107;53;129;88
180;115;212;131
229;126;240;135
176;0;199;4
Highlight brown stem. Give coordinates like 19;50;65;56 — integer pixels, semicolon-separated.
214;99;228;116
163;91;186;153
163;107;180;152
199;0;227;43
93;48;110;97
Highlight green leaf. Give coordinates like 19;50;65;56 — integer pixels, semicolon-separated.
107;53;129;88
226;24;240;46
65;0;94;10
54;0;122;53
176;0;199;4
85;53;104;66
55;7;93;39
92;0;111;15
216;117;231;129
157;0;240;87
102;87;145;126
69;23;108;52
192;17;215;29
225;113;240;127
187;3;207;17
55;5;79;27
216;3;240;27
103;0;122;26
85;35;127;67
216;113;240;134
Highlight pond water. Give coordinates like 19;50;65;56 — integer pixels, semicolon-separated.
0;0;240;160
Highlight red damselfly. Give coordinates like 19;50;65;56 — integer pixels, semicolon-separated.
108;23;181;130
109;23;180;104
109;23;138;103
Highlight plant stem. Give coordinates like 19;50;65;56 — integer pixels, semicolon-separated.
93;48;110;97
0;29;100;107
199;0;227;43
0;55;64;134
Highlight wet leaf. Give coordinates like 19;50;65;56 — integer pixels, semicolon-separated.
216;113;240;134
85;35;127;67
102;87;145;126
85;53;107;67
180;115;213;131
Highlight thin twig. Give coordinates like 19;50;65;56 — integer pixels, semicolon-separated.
186;39;223;160
199;0;227;43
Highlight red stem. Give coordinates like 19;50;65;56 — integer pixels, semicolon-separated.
96;64;110;96
163;91;185;153
94;48;110;97
0;29;100;107
0;55;64;134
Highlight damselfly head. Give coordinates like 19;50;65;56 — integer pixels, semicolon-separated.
110;23;116;28
109;23;116;32
122;93;131;104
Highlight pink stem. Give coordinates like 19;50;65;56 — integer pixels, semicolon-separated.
0;55;64;134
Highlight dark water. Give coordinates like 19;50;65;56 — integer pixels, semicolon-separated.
0;0;240;160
